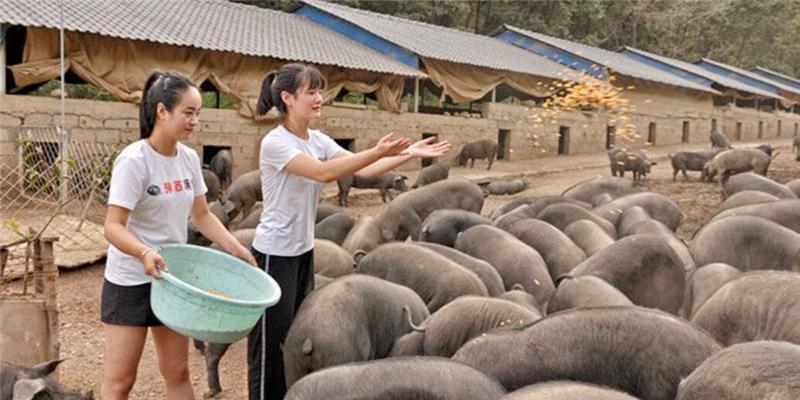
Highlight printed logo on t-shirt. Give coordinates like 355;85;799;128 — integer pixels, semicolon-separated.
147;179;193;196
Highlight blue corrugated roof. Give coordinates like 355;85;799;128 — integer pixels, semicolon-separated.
499;25;717;94
752;67;800;91
698;58;800;97
294;0;574;81
622;47;780;99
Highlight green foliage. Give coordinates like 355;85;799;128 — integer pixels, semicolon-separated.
201;91;241;110
26;79;116;101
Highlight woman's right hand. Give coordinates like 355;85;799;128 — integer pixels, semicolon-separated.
141;249;168;279
374;133;410;158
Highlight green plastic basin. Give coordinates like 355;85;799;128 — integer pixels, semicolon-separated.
150;244;281;343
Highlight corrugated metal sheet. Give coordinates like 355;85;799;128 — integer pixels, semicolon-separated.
752;66;800;91
0;0;426;77
699;58;800;96
295;0;573;80
623;47;780;99
501;25;717;94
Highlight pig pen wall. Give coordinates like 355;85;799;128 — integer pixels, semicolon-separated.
3;93;799;182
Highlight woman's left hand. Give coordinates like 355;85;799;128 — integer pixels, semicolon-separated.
232;245;258;267
403;137;452;158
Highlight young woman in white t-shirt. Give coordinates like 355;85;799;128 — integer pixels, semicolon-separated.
247;63;451;400
101;71;257;400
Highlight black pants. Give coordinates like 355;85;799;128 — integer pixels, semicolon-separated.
247;248;314;400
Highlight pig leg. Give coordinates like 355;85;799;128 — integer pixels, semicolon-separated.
682;169;689;181
380;188;388;203
672;168;678;181
204;342;232;398
470;158;476;168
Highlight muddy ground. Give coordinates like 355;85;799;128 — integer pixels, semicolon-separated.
3;140;798;399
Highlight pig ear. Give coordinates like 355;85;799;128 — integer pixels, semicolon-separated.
400;175;408;180
30;359;64;377
222;201;236;214
353;250;367;263
12;378;46;400
301;338;314;355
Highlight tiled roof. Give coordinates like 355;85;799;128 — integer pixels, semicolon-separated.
0;0;426;77
296;0;573;80
700;58;800;96
623;47;779;99
501;25;717;94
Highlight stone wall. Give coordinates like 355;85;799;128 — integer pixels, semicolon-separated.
618;78;715;147
713;104;800;143
2;93;799;180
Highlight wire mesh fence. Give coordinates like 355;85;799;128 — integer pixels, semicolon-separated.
0;126;120;283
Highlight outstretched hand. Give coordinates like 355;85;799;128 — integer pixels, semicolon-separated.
403;136;452;158
374;133;411;158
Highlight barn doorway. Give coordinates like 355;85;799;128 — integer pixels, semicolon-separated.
202;145;231;167
758;121;764;139
682;121;690;143
558;126;570;155
606;126;616;149
648;122;657;145
736;122;742;141
711;118;718;132
421;133;437;167
497;129;511;160
334;138;355;152
777;120;782;137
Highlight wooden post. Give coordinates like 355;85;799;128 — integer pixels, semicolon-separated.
34;241;44;294
491;86;497;103
37;238;60;362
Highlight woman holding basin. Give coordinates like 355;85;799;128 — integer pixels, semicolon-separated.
249;63;451;400
101;70;256;400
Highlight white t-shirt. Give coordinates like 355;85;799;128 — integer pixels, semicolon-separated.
105;140;207;286
253;125;343;257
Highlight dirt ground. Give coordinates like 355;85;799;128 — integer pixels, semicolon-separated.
3;139;798;399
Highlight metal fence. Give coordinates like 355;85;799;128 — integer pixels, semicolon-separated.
0;126;120;282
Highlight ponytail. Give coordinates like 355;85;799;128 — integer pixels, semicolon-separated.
256;73;276;116
256;63;325;117
139;70;196;139
139;72;163;139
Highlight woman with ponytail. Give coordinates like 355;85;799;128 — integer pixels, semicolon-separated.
247;63;451;400
101;71;256;400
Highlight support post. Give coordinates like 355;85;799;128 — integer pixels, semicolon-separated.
491;86;496;103
36;238;60;363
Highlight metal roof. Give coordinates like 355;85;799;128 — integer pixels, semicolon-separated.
295;0;573;80
699;58;800;96
622;47;779;99
752;66;800;90
0;0;426;77
501;25;717;94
